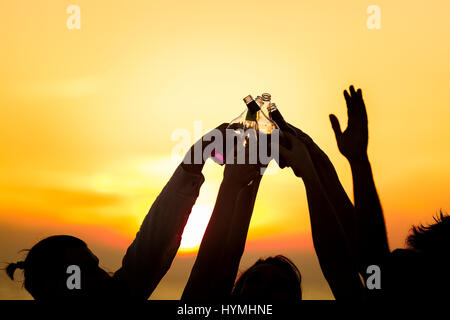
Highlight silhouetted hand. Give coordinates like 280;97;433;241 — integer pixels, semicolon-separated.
329;86;368;162
285;122;331;164
224;143;263;187
223;162;262;189
182;123;228;174
278;132;315;181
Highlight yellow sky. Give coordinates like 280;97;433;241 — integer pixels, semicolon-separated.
1;0;450;299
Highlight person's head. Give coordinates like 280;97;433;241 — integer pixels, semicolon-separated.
231;255;302;301
6;235;113;299
407;211;450;257
384;212;450;300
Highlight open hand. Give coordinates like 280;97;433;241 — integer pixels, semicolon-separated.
329;86;368;162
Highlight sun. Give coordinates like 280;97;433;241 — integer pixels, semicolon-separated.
179;204;213;254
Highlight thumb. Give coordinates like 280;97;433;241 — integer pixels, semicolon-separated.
329;114;342;140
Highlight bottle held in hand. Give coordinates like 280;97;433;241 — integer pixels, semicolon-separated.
228;95;259;132
267;103;293;167
267;103;294;135
227;94;280;166
259;93;272;116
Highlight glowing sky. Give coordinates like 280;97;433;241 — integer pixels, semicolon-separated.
1;0;450;299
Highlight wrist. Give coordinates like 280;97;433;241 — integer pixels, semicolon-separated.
181;162;205;175
348;153;369;166
220;179;246;197
223;171;260;189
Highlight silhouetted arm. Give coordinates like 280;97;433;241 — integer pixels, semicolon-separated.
114;124;227;299
114;164;204;299
210;175;262;297
182;163;262;300
348;155;388;269
329;86;389;274
280;133;364;300
286;123;358;258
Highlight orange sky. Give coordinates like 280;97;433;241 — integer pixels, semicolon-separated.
1;0;450;299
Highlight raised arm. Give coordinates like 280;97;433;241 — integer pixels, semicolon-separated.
285;123;359;259
182;162;262;300
279;132;364;300
113;124;227;299
329;86;389;272
207;167;262;298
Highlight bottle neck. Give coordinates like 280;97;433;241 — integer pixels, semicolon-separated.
245;111;256;120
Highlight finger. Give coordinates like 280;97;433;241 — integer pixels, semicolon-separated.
344;89;354;114
329;114;343;140
356;88;362;98
344;89;351;104
349;85;356;97
353;88;367;118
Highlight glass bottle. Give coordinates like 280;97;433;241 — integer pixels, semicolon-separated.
260;93;272;117
228;95;259;132
227;95;260;149
267;103;294;134
256;93;278;135
268;102;294;151
255;96;264;108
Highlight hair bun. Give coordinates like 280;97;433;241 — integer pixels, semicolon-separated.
5;261;25;280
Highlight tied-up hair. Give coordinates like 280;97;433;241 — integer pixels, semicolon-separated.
4;235;88;298
6;261;26;280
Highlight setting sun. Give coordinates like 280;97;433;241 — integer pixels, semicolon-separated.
179;204;214;253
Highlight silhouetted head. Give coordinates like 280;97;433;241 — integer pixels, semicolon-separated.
232;255;302;301
407;211;450;257
384;212;450;300
6;235;114;299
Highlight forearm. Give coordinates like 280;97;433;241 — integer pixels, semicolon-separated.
312;158;358;257
349;155;389;268
303;170;364;300
214;177;262;296
302;139;358;257
115;165;204;299
182;180;241;300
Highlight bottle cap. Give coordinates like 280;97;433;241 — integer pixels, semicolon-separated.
262;93;271;101
243;95;253;104
268;103;277;112
255;96;263;107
